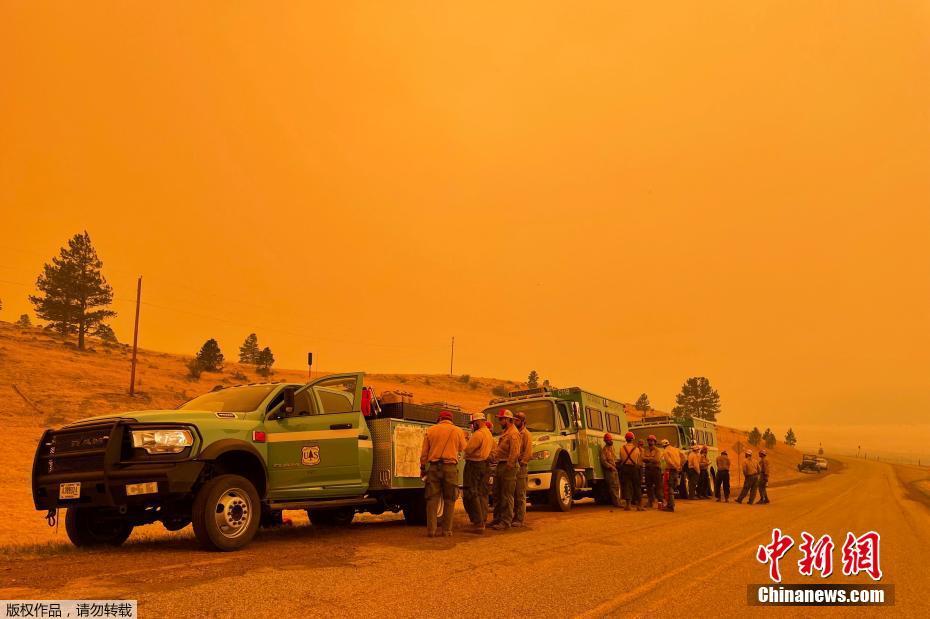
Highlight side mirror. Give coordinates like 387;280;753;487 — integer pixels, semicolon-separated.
282;387;297;418
571;402;581;427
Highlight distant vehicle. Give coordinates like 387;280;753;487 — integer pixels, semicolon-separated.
815;457;828;470
798;454;820;473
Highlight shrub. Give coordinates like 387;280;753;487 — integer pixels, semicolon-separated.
459;374;470;383
492;385;510;397
187;358;204;380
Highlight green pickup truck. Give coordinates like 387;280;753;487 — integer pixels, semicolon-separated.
32;373;454;551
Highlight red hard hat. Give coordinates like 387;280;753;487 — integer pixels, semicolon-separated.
647;435;657;442
625;431;635;441
603;433;613;442
438;410;453;421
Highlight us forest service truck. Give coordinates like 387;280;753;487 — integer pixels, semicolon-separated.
482;386;629;511
628;415;719;498
32;373;466;551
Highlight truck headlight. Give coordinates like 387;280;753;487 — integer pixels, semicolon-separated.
532;450;550;460
131;429;194;454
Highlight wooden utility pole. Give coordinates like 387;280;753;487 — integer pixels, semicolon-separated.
129;277;142;396
449;336;455;376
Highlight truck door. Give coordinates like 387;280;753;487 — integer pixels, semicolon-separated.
265;373;368;500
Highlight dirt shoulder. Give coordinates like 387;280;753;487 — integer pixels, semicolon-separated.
893;462;930;509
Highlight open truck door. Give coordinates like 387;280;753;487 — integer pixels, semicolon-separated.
265;372;370;500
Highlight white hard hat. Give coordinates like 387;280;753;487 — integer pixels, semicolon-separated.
471;412;486;422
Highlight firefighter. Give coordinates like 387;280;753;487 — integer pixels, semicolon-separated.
463;412;494;530
715;449;731;502
642;435;663;508
735;449;760;504
599;433;622;507
419;410;467;537
512;411;534;527
489;410;521;530
757;449;771;504
660;439;683;512
698;446;711;499
619;431;644;511
686;445;701;500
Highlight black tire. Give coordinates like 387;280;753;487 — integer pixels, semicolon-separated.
192;474;260;551
592;480;611;506
528;492;547;507
65;508;133;547
402;492;444;525
308;508;355;527
548;468;573;512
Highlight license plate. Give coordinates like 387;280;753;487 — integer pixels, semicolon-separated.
126;481;158;496
59;482;81;500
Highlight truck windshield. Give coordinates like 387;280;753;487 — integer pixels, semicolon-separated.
483;400;556;435
634;425;681;447
179;385;278;412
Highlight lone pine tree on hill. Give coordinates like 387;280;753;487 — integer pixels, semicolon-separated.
763;428;777;449
748;427;762;446
671;377;721;421
527;370;539;389
256;346;275;376
784;428;798;447
195;339;224;372
634;393;651;412
29;231;115;350
239;333;260;364
15;314;32;328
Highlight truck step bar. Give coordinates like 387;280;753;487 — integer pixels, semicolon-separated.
267;497;379;511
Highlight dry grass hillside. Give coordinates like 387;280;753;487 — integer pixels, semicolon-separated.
0;320;808;549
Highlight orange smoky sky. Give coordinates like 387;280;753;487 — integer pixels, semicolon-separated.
1;2;928;457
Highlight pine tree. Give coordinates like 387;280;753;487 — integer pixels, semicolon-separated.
95;323;118;344
671;377;721;421
634;393;651;412
195;339;224;372
784;428;797;447
239;333;260;364
29;231;115;350
527;370;539;389
15;314;32;328
256;346;275;376
748;427;762;446
763;428;776;449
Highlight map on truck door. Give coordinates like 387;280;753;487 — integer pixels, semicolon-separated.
393;423;428;477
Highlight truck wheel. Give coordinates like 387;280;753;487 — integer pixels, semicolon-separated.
192;474;260;551
402;493;443;526
548;469;573;512
65;508;133;547
308;508;355;527
592;481;612;506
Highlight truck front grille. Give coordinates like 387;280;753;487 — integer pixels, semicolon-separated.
38;422;117;475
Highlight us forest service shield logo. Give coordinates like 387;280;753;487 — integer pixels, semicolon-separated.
301;445;321;466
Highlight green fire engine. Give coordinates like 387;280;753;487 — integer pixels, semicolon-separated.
482;386;629;511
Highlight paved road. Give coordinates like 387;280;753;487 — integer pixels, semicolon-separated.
1;457;927;617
